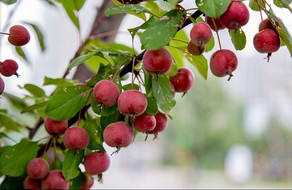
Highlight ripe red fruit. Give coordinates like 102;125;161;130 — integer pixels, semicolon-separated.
0;59;18;77
148;113;168;138
253;29;280;53
205;15;225;31
190;22;212;46
133;113;156;133
142;47;173;75
8;25;30;46
219;1;249;30
41;170;69;190
103;121;134;150
210;49;238;80
84;151;110;175
169;67;195;93
44;116;68;135
93;80;120;106
0;77;4;95
187;41;205;56
118;90;147;117
80;173;94;190
26;158;49;179
63;126;89;150
23;177;41;190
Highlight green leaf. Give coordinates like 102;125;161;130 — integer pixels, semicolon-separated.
145;97;158;115
83;114;104;151
62;149;84;181
0;111;23;131
196;0;232;18
0;139;38;176
24;84;46;97
24;22;45;51
100;112;124;132
152;75;176;113
69;170;84;189
229;29;246;50
2;93;27;110
140;9;185;50
0;0;17;5
143;68;152;95
45;86;91;120
69;54;95;70
15;46;28;62
90;95;117;116
249;0;265;11
144;1;166;17
205;36;215;52
87;64;116;87
122;83;140;91
49;154;63;170
43;77;77;89
105;4;150;16
21;101;48;114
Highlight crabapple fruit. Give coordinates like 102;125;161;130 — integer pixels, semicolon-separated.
118;90;147;117
63;126;89;150
93;80;120;107
133;113;156;133
84;151;110;175
0;77;4;95
103;121;134;150
205;15;225;31
44;116;68;135
26;158;49;179
190;22;212;46
0;59;18;77
169;67;195;93
148;113;168;138
80;173;94;190
253;29;280;53
8;25;30;46
210;49;238;80
23;177;41;190
41;170;69;190
219;1;249;30
187;41;205;56
142;47;173;75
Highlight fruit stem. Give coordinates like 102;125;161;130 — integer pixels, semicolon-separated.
0;32;9;35
227;71;233;81
131;56;136;90
54;137;57;169
172;38;188;44
111;57;131;82
42;137;53;159
215;30;222;50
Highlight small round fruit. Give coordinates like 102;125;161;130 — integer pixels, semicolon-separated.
0;77;4;95
190;22;212;46
44;116;68;135
63;126;89;150
26;158;49;179
253;29;280;53
205;15;225;31
103;121;134;148
0;59;18;77
84;151;110;175
187;41;205;56
8;25;30;46
133;113;156;133
142;47;173;75
93;80;120;106
148;113;168;137
80;173;94;190
41;170;69;190
23;177;41;190
118;90;147;117
210;49;238;80
169;67;195;93
219;1;249;30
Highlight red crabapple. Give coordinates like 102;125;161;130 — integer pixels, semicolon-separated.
253;29;280;54
210;49;238;81
23;177;41;190
103;121;134;153
8;25;30;46
44;116;68;135
41;170;69;190
219;1;249;30
63;126;89;150
26;158;49;179
0;77;4;95
80;173;94;190
190;22;212;46
93;80;120;107
84;151;110;176
142;47;173;75
133;113;156;133
169;67;195;93
118;90;147;117
0;59;18;77
187;41;205;56
205;15;225;31
148;113;168;139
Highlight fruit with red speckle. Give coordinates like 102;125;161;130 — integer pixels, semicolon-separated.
205;15;225;31
0;77;4;95
63;126;89;150
187;41;205;56
44;116;68;135
80;173;94;190
8;25;30;46
26;158;49;179
23;177;41;190
133;113;156;133
253;29;280;54
190;22;212;46
93;80;120;106
118;90;147;117
148;113;168;138
0;59;18;77
84;151;110;175
169;67;195;93
41;170;69;190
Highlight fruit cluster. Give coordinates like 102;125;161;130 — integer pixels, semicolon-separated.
0;25;30;95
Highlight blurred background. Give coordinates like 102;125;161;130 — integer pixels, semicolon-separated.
1;0;292;188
